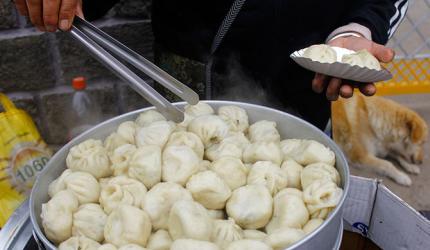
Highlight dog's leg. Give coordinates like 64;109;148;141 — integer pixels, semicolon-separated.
359;155;412;186
393;156;421;175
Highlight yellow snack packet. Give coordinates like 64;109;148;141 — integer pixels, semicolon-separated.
0;93;52;227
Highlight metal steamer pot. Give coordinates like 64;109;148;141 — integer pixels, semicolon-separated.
30;101;350;250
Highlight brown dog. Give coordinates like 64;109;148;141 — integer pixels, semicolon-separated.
332;93;428;186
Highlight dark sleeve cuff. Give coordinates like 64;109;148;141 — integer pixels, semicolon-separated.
82;0;119;21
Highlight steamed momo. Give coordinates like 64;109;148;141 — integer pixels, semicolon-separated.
141;182;193;230
342;49;381;70
98;244;118;250
186;171;231;209
248;120;280;143
210;157;248;190
128;145;162;189
301;162;341;189
63;171;100;204
211;218;243;248
146;229;172;250
280;139;335;166
170;239;219;250
99;176;147;214
264;228;306;250
118;244;148;250
226;185;273;229
207;209;226;220
187;115;229;148
104;133;128;153
205;141;243;161
48;169;73;198
218;105;249;132
135;109;166;127
225;240;272;250
117;121;137;145
135;120;174;148
162;145;200;185
180;102;215;128
72;203;107;242
168;200;213;241
104;205;152;247
247;161;288;195
41;190;79;244
303;44;337;63
303;218;324;234
58;236;101;250
166;131;205;159
243;141;282;165
66;139;111;178
281;159;304;189
110;144;137;176
243;230;267;240
303;180;343;219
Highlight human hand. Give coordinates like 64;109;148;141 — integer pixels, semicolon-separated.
311;36;395;101
14;0;83;32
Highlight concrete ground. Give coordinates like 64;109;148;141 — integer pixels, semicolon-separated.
349;94;430;211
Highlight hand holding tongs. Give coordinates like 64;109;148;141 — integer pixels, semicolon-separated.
68;16;199;122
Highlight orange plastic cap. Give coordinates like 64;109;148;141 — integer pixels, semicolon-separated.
72;77;86;90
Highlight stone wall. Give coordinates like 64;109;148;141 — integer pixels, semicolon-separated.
0;0;153;146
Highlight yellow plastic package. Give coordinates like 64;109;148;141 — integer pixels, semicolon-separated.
0;93;52;227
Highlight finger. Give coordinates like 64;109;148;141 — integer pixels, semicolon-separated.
339;84;354;98
58;0;79;31
26;0;45;31
43;0;61;32
359;83;376;96
326;78;342;101
369;43;395;63
76;0;84;18
312;73;328;93
15;0;29;16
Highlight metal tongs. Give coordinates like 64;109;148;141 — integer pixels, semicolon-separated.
68;16;199;122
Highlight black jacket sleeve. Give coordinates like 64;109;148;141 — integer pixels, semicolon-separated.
343;0;408;44
82;0;120;21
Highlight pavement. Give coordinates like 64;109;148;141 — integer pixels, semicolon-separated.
349;94;430;211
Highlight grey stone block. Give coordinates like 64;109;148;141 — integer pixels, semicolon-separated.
0;1;17;30
0;32;56;91
57;20;154;86
110;0;152;19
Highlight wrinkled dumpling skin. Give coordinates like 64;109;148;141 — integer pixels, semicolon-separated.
341;49;381;70
72;203;107;242
218;105;249;132
226;185;273;229
210;218;243;248
48;169;73;198
187;115;229;148
170;239;220;250
243;142;282;165
243;230;267;240
248;120;280;143
186;171;232;209
128;145;162;189
66;139;111;178
264;228;306;250
303;218;324;234
205;141;243;161
146;229;172;250
162;145;200;185
207;209;226;220
166;131;205;159
225;239;272;250
303;44;337;63
135;120;174;148
104;133;128;153
247;161;287;195
301;162;341;189
99;176;147;214
168;200;213;241
41;190;79;244
185;102;215;117
98;244;118;250
141;182;193;230
110;144;137;176
210;157;248;190
303;180;343;219
280;139;335;166
281;159;304;189
104;205;152;247
118;244;148;250
117;121;137;145
135;109;166;127
63;171;100;204
58;236;101;250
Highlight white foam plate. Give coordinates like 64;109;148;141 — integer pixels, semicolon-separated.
290;46;392;82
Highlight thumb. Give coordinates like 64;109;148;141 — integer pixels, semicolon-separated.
369;42;395;63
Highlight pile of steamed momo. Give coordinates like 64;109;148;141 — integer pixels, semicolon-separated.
42;102;343;250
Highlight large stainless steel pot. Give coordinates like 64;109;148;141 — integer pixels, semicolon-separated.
30;101;350;250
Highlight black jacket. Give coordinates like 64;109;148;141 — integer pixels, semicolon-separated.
84;0;407;129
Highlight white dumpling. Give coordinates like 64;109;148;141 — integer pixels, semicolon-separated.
265;188;309;233
162;145;200;185
170;239;219;250
110;144;137;176
223;132;251;149
41;190;79;244
168;200;213;241
98;244;118;250
264;228;306;250
211;218;243;248
247;161;287;195
303;44;337;63
225;239;272;250
141;182;193;230
342;49;381;70
186;171;231;209
58;236;101;250
187;115;229;148
99;176;147;214
135;120;174;148
248;120;281;143
205;141;243;161
301;162;341;189
226;185;273;229
243;230;267;240
72;203;107;242
48;169;73;198
207;209;226;220
166;131;205;159
104;205;151;247
303;180;343;219
218;105;249;132
66;139;111;178
185;102;214;117
243;141;282;165
146;229;172;250
197;160;211;172
118;244;148;250
135;109;166;127
280;139;335;166
99;177;111;190
210;157;248;190
281;159;304;189
63;171;100;204
303;218;324;234
128;145;162;189
117;121;137;145
104;133;128;153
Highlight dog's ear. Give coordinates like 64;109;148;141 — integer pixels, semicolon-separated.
407;115;427;143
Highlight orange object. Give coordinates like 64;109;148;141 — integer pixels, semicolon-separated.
72;76;87;90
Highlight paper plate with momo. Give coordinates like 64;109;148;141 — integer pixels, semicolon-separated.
290;44;392;82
